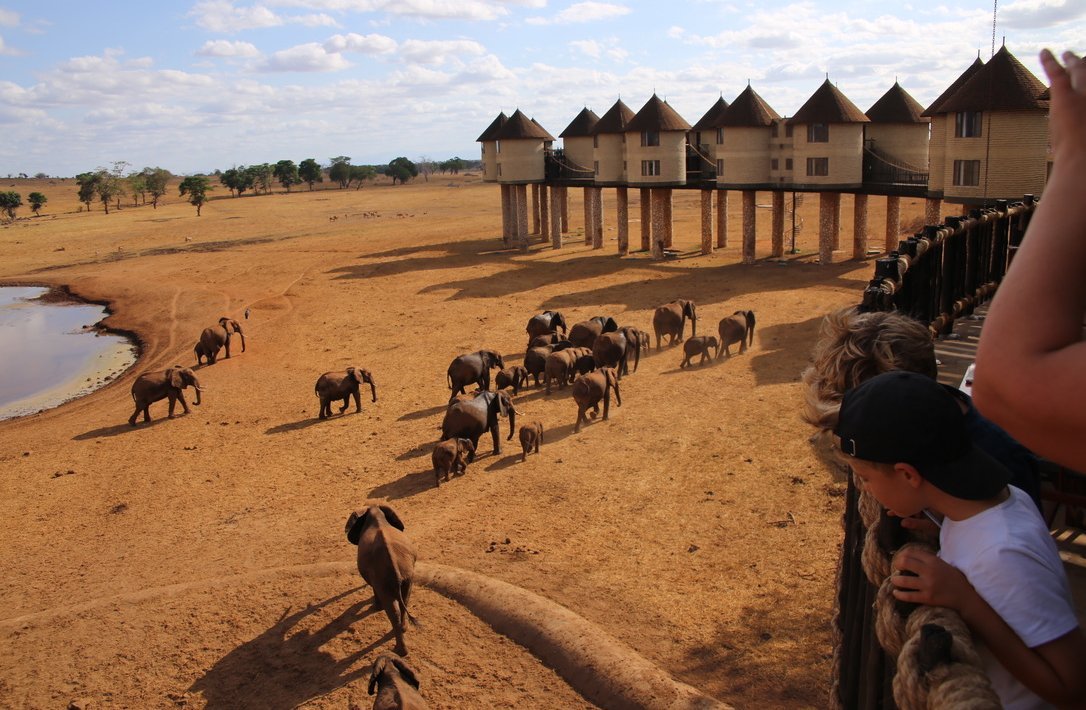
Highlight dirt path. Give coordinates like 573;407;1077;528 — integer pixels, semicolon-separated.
0;176;921;708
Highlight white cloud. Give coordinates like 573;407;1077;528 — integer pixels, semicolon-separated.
569;37;627;62
257;42;351;72
527;1;631;25
323;32;397;54
1001;0;1086;28
196;40;261;58
0;8;19;27
189;1;285;32
570;39;601;58
399;39;486;64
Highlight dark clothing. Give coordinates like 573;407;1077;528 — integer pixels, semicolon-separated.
954;389;1043;511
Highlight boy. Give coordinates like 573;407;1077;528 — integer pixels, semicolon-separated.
835;371;1086;708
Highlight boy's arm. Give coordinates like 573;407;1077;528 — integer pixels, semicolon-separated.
893;547;1086;705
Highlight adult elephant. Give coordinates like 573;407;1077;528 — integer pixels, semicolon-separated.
594;330;633;377
525;311;568;344
198;317;246;365
315;367;377;419
128;366;203;426
440;390;517;461
524;340;572;386
572;367;621;433
544;347;591;394
718;310;756;358
653;300;697;350
617;326;644;373
446;350;504;401
568;316;618;349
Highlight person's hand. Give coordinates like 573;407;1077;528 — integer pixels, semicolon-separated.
891;547;975;611
1040;49;1086;168
898;512;940;539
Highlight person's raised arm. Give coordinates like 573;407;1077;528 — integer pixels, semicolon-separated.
974;50;1086;470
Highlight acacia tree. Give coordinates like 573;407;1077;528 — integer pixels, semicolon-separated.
329;156;351;189
178;176;212;216
94;169;123;214
247;164;273;195
349;165;376;190
76;172;99;211
0;192;21;221
127;172;147;206
273;160;300;192
385;157;418;185
219;167;248;197
143;167;171;208
298;158;322;191
415;155;434;182
28;192;47;216
441;157;465;174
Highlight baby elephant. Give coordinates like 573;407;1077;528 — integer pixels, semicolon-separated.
572;367;621;433
431;438;475;486
346;505;417;656
680;336;719;368
518;422;544;462
315;366;377;419
368;653;428;709
495;365;529;395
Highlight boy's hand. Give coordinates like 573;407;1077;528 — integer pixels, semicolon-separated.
890;547;975;610
898;513;940;539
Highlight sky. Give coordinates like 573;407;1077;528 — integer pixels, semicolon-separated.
0;1;1082;178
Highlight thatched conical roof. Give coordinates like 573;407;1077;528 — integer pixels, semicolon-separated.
477;112;507;142
922;57;984;117
718;85;781;127
494;109;553;140
559;107;600;138
788;79;869;124
592;99;636;135
692;96;730;131
938;45;1048;113
532;118;557;142
866;82;929;123
626;94;692;132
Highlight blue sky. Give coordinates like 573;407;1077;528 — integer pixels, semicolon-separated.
0;1;1082;177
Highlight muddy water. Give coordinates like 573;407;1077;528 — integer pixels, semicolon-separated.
0;287;138;420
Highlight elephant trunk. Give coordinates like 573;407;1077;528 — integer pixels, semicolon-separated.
193;385;202;406
368;380;378;403
507;407;516;441
238;331;246;352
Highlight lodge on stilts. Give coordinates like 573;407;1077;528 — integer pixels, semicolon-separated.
478;45;1050;266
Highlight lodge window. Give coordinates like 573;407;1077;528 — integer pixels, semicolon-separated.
955;111;982;138
808;123;829;142
771;158;779;170
497;163;502;176
481;145;486;155
785;124;793;138
641;160;661;176
807;157;829;176
641;131;660;147
495;140;501;153
952;160;981;186
785;158;793;171
716;128;724;144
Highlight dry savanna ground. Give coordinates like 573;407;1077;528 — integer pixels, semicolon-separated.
0;174;927;708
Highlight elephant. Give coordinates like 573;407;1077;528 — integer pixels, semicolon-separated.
440;390;517;461
568;316;619;349
315;367;377;419
680;336;720;368
368;653;428;710
718;310;756;358
528;332;562;348
573;353;598;377
594;330;633;377
431;438;475;486
495;365;529;395
194;340;212;366
519;422;543;462
446;350;504;401
653;300;697;350
198;317;246;365
346;505;417;656
572;367;621;433
525;310;568;344
544;347;591;394
128;366;203;426
524;341;573;386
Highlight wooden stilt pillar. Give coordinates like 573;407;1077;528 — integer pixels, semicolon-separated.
591;187;604;249
925;197;942;227
662;189;674;248
819;192;835;265
640;188;651;252
501;184;511;244
741;190;756;264
700;190;713;255
539;184;550;243
852;194;868;259
530;184;540;234
550;186;562;249
831;193;841;250
716;190;728;248
516;184;529;251
617;187;629;255
885;195;901;253
583;187;593;245
651;189;667;259
560;187;569;232
771;191;785;258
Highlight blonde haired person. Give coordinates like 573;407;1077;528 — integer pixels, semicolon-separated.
974;49;1086;471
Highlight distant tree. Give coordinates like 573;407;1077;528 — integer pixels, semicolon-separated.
93;169;122;215
0;192;21;221
247;164;273;195
28;192;47;216
273;160;300;192
329;157;351;189
298;158;322;191
349;165;377;190
385;157;418;185
441;157;465;174
220;167;244;197
76;172;99;211
143;167;171;209
416;155;435;182
127;172;147;206
178;176;212;216
34;172;48;180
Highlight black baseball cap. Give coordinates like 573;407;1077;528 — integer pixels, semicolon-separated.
834;371;1011;500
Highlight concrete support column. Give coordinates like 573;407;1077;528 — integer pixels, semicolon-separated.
852;193;869;259
560;187;569;232
530;184;540;235
741;190;756;264
549;186;562;249
700;190;713;255
819;192;836;265
616;187;629;255
925;197;942;227
583;187;593;246
662;189;674;248
885;195;901;253
591;187;604;249
831;192;841;250
640;188;652;251
771;191;785;258
539;184;550;243
651;189;667;259
516;184;529;251
716;190;728;248
501;184;512;244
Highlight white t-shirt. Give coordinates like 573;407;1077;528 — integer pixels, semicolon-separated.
939;485;1079;709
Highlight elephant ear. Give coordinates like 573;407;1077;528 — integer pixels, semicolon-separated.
392;657;420;689
604;317;618;332
347;367;362;383
345;509;369;545
497;392;511;417
168;368;184;388
380;505;406;531
360;369;375;385
368;655;388;695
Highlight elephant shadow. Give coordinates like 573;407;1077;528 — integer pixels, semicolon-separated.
395;442;434;462
188;587;385;710
264;416;328;434
73;417;173;440
368;468;436;500
396;404;448;422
